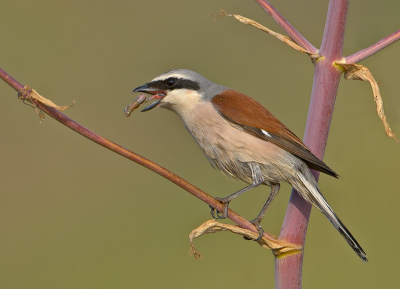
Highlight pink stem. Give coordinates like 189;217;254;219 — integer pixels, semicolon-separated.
275;1;349;288
0;67;23;91
345;30;400;63
254;0;318;53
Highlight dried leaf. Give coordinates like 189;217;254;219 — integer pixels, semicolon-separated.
189;219;302;260
338;63;398;142
18;86;74;121
211;10;320;61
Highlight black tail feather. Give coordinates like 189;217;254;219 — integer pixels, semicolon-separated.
297;173;368;262
323;210;368;262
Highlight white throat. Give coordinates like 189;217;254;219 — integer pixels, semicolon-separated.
159;89;203;117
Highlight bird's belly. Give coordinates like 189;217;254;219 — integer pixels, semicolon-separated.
181;104;289;185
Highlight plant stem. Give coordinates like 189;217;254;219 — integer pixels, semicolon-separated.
254;0;318;53
275;1;349;288
345;29;400;63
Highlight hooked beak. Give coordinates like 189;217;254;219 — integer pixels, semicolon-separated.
132;84;166;112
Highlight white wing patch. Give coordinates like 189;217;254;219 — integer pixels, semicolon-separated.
261;129;271;137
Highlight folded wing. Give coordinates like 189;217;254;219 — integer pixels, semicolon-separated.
211;89;338;178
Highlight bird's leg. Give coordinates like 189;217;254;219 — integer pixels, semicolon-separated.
248;183;280;241
210;183;260;219
210;163;264;219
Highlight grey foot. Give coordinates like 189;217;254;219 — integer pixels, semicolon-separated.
209;197;231;219
243;218;264;241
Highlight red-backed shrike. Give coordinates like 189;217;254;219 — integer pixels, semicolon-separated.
133;69;367;262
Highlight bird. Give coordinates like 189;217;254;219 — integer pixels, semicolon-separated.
132;69;368;262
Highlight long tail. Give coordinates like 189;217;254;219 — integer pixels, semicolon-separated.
297;173;368;262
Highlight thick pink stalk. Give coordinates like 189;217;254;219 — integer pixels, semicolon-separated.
254;0;318;53
345;29;400;63
275;1;349;288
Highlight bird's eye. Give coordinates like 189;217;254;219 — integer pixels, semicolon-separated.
165;77;178;88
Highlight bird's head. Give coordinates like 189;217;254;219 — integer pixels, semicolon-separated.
133;69;226;115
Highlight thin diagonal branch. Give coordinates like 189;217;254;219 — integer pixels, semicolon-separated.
0;67;279;243
254;0;318;53
345;30;400;63
219;12;320;59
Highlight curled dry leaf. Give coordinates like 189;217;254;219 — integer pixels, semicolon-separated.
337;63;398;142
18;86;74;121
212;10;320;62
189;219;302;260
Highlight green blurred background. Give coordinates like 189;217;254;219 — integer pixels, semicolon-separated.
1;1;399;288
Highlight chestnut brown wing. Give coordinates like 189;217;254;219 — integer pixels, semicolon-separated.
211;90;338;178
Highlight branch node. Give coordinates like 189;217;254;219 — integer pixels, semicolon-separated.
18;86;75;122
